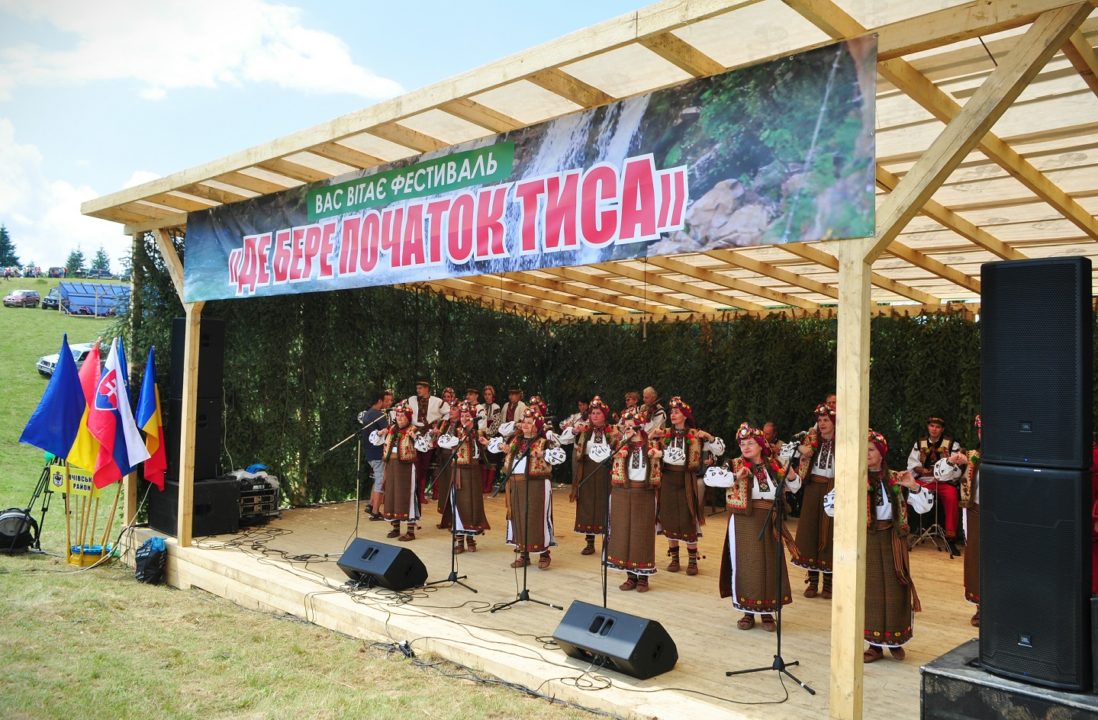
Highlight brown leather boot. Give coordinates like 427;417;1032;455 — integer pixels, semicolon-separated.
510;553;530;568
466;537;477;553
821;573;833;599
686;547;699;576
581;535;596;555
454;536;465;554
667;546;681;572
636;575;649;593
804;570;819;598
619;573;637;591
386;522;401;539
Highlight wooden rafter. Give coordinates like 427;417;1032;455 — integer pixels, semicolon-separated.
646;255;819;309
257;158;334;184
782;243;941;304
507;270;677;315
152;229;186;301
702;248;839;300
217;171;289;195
884;243;981;294
540;266;717;314
1063;28;1098;97
179;183;249;205
456;274;634;316
527;68;615;107
144;192;212;213
638;32;726;76
874;166;1027;261
595;260;764;313
368;123;448;153
309;142;385;169
439;98;525;133
424;279;576;319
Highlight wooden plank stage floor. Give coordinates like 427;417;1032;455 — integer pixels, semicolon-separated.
143;486;976;720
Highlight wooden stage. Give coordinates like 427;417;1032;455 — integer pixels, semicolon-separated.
142;486;976;719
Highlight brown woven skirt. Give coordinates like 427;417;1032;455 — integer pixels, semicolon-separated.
574;456;610;534
452;464;490;534
719;502;791;613
606;485;657;575
864;525;914;647
658;466;699;542
383;460;420;522
792;475;834;572
434;448;453;513
507;475;555;553
964;505;980;604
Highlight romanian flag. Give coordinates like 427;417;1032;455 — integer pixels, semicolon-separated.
19;335;85;458
66;341;102;471
135;346;167;490
88;337;150;488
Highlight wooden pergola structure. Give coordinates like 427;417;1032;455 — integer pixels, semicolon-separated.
83;2;1098;718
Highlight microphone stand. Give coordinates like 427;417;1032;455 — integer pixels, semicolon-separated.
424;440;476;593
328;413;389;542
491;439;562;613
725;447;815;696
571;435;620;609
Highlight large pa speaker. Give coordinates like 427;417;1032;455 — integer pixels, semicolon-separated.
552;600;678;679
165;397;221;482
337;538;427;591
170;317;225;400
980;257;1092;469
148;477;240;538
980;462;1091;691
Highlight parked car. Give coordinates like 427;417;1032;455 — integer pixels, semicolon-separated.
36;342;99;377
47;267;65;278
3;289;40;308
41;288;60;310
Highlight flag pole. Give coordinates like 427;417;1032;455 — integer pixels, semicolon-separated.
63;465;73;556
101;483;122;555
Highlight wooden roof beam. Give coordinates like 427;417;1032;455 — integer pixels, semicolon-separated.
874;166;1027;261
123;213;189;236
646;255;820;310
368;123;448;154
505;270;671;315
144;193;212;213
540;266;717;314
424;279;578;319
216;171;291;195
783;243;941;304
592;260;764;313
256;158;332;184
527;68;616;107
309;142;385;169
439;98;525;133
152;229;186;302
702;248;839;300
1063;29;1098;98
459;274;634;316
638;31;726;77
884;243;981;294
178;183;249;205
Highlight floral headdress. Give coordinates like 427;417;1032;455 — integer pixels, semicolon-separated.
588;395;610;413
736;422;771;457
521;406;545;433
393;401;414;419
815;403;836;420
868;429;888;458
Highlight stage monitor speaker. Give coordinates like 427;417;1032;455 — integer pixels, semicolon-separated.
170;317;225;400
980;462;1091;691
165;397;221;482
148;478;240;538
980;257;1092;469
337;538;427;591
552;600;678;679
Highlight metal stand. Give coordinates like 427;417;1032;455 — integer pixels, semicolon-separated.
7;462;54;553
571;448;616;608
908;479;958;558
491;445;562;613
725;453;815;696
424;455;476;593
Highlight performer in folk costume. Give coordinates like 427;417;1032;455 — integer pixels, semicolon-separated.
478;385;502;492
949;415;982;627
408;380;447;507
657;396;713;576
446;401;489;553
565;396;619;556
825;430;933;663
376;402;421;541
711;423;801;631
502;406;559;569
793;403;837;598
432;401;461;529
606;409;661;592
907;415;964;545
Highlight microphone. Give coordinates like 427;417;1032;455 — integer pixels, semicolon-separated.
791;430;809;441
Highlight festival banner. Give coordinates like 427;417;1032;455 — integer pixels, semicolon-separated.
183;39;876;303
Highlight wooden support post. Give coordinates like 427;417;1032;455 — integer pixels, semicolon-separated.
177;300;205;546
124;231;143;524
828;235;874;720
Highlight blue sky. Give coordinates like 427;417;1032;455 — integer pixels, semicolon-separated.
0;0;644;270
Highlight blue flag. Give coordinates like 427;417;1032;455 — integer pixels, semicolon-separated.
20;334;86;457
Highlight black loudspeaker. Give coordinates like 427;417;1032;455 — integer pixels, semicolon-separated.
149;478;240;537
170;317;225;400
165;397;222;482
0;508;38;553
552;600;678;679
337;538;428;591
980;258;1092;469
980;462;1091;691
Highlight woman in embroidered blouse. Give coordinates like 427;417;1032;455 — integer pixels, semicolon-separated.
568;396;618;556
502;407;556;570
606;409;661;592
792;403;837;598
449;401;489;553
824;430;933;662
657;396;712;577
715;423;802;631
378;402;421;541
949;415;982;627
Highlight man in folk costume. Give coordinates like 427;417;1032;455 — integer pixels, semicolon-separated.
906;415;964;545
713;423;801;631
641;386;667;435
606;409;661;592
949;415;982;627
503;406;559;569
375;402;421;541
494;387;526;432
477;384;502;492
447;401;489;553
408;380;447;507
565;396;619;556
825;430;933;663
657;396;713;577
793;403;837;598
432;399;461;529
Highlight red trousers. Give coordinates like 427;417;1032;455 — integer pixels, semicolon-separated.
916;479;960;538
414;451;432;506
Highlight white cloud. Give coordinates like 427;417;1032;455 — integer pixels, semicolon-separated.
0;118;130;270
0;0;404;101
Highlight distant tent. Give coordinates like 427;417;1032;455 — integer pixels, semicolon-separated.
58;282;130;317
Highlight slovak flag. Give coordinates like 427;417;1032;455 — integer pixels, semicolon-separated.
88;337;150;488
135;346;168;491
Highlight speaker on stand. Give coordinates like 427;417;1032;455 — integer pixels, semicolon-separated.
979;257;1093;692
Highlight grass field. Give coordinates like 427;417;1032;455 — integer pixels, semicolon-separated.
0;297;594;720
